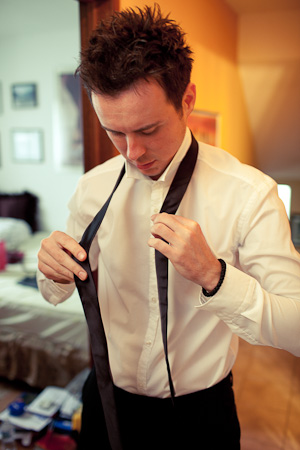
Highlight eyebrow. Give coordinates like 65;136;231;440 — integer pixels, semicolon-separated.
101;121;162;134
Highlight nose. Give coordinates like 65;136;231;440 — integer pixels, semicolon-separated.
126;134;146;161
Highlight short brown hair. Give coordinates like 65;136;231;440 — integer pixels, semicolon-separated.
76;4;193;110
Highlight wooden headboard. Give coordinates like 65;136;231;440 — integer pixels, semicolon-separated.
0;191;39;232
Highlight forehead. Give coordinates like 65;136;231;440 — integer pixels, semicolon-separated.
92;78;168;108
91;79;174;131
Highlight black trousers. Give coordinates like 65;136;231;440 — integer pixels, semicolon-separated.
78;368;241;450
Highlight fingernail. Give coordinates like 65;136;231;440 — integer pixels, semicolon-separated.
79;271;87;280
78;252;85;260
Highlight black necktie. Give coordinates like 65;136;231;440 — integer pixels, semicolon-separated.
74;134;198;449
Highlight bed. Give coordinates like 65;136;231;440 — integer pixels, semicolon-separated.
0;192;90;389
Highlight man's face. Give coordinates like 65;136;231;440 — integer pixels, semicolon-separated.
91;79;195;180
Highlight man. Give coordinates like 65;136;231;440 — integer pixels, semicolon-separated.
37;5;300;449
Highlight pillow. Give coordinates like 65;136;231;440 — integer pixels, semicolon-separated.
0;217;31;251
0;191;38;232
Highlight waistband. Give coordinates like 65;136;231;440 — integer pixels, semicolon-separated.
114;371;233;406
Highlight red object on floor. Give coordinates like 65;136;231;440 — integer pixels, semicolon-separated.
34;431;77;450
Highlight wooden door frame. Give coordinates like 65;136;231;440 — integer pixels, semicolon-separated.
77;0;120;172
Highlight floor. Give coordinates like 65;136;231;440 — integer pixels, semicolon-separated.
232;339;300;450
0;379;39;449
0;339;299;449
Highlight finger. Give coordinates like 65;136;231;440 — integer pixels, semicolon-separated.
152;213;197;227
150;221;176;245
49;231;87;261
38;257;74;283
38;247;87;283
148;235;174;259
38;232;87;282
150;213;189;245
150;213;177;240
151;213;189;234
167;215;193;227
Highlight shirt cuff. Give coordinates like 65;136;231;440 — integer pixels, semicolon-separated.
196;263;254;318
36;269;76;306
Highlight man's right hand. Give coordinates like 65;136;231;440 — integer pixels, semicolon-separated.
37;231;87;284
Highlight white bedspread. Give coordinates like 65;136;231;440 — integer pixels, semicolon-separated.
0;232;90;388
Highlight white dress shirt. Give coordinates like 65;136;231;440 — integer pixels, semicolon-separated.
37;128;300;398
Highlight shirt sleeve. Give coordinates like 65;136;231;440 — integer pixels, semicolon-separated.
196;181;300;357
36;177;92;306
37;269;76;306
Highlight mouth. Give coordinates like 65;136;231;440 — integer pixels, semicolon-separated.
136;161;155;171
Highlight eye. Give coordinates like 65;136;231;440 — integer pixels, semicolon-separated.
140;127;157;136
109;130;125;137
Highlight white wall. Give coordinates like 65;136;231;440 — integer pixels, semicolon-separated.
237;9;300;180
0;0;83;232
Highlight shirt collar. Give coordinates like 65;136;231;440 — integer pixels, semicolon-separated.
125;127;192;184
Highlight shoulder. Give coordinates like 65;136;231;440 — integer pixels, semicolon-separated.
196;141;276;193
69;155;125;221
79;154;124;186
75;155;125;199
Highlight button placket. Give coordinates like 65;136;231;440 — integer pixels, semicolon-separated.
136;181;164;394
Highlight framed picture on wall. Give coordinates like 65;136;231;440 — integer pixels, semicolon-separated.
291;214;300;247
11;83;38;108
11;129;44;163
187;110;220;147
53;72;83;167
0;82;3;114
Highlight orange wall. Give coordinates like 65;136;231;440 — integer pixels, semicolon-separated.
120;0;255;165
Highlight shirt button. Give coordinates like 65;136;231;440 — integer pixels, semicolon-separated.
151;297;157;304
146;340;152;346
153;208;159;214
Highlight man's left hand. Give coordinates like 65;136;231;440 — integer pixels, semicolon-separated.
148;213;221;292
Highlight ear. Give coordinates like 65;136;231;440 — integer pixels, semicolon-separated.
182;82;196;119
